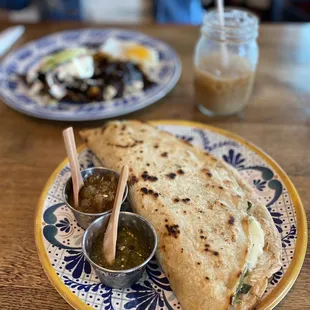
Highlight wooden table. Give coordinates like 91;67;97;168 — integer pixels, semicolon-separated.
0;22;309;309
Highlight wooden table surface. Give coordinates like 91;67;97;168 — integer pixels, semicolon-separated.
0;22;309;309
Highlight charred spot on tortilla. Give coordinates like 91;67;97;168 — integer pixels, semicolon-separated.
121;124;126;131
183;210;187;214
155;208;158;212
165;219;168;222
204;244;211;252
173;198;180;203
141;171;158;182
154;144;159;149
219;186;224;190
161;152;168;157
228;216;235;225
166;173;176;179
177;169;185;175
140;187;148;194
181;248;184;253
129;175;139;185
146;163;150;166
205;276;210;280
140;187;160;198
202;168;212;177
165;224;180;238
182;198;190;203
197;262;201;265
213;251;219;256
247;201;253;211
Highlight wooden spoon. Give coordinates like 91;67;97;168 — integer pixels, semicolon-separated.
63;127;84;208
103;165;129;265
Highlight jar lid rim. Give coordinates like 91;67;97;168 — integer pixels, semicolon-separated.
203;7;259;30
202;8;259;42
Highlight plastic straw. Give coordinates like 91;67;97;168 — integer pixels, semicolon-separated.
217;0;229;67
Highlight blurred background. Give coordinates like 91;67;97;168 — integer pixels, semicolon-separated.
0;0;309;24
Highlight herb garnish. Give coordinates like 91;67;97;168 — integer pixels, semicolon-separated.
232;268;252;305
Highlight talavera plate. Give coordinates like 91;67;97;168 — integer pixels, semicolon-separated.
35;120;307;309
0;29;181;121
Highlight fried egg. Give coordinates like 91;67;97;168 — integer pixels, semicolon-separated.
99;38;159;70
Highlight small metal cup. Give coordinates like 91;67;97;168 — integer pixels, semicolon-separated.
63;167;128;229
82;212;158;288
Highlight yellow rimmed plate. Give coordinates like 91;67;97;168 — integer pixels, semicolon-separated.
35;120;307;310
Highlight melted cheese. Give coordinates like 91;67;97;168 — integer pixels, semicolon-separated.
247;217;265;270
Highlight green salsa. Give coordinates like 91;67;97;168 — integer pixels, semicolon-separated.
68;172;118;214
90;226;152;270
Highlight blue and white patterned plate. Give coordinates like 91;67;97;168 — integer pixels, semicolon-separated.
0;29;181;121
35;121;307;310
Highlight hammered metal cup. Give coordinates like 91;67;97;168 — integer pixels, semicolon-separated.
82;212;158;288
63;167;128;229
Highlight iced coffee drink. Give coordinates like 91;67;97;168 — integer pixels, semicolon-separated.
193;8;259;116
194;53;255;116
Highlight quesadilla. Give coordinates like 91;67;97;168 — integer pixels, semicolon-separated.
80;120;282;310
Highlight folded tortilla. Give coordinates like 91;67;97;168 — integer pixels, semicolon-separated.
80;120;282;310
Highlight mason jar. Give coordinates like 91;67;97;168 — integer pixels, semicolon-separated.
194;8;259;116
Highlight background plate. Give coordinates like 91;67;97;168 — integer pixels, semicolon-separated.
35;120;307;309
0;29;181;121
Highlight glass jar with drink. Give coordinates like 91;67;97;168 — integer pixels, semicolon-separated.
194;8;259;116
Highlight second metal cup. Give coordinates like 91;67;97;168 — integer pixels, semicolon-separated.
82;212;158;288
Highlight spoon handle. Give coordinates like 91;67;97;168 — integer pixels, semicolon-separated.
103;165;129;264
63;127;84;208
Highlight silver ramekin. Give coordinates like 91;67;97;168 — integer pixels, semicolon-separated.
82;212;158;288
63;167;128;229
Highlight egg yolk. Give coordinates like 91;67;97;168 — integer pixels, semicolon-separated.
126;45;150;60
